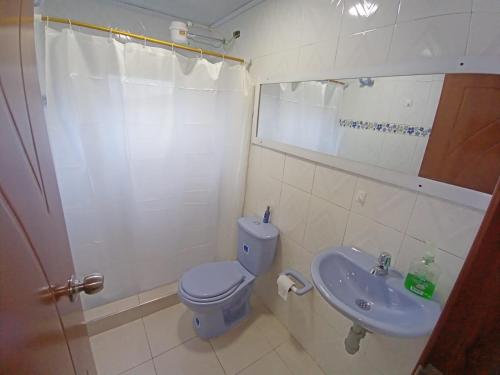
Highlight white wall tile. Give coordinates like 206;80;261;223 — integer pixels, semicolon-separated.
423;78;445;128
297;41;337;77
303;196;349;254
249;145;285;181
473;0;500;12
218;0;276;58
335;26;394;69
343;212;404;257
244;169;282;217
337;127;385;166
312;290;352;334
389;14;470;63
387;77;434;127
378;133;418;174
407;194;484;258
300;0;344;45
273;0;305;51
309;313;371;374
395;236;464;303
362;334;428;375
276;184;311;245
261;147;286;180
283;156;316;192
409;137;429;175
341;0;400;34
467;12;500;56
280;236;314;277
251;48;300;81
398;0;472;22
312;165;357;209
352;177;417;231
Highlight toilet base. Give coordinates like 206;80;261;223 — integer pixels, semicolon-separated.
192;286;252;339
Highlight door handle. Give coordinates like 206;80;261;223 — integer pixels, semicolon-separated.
53;273;104;302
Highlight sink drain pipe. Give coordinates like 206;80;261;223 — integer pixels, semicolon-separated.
344;323;367;354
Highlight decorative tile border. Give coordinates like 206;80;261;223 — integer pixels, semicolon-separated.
338;119;431;137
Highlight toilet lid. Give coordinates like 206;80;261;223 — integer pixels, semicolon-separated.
180;261;245;300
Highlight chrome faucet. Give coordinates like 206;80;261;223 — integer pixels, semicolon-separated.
370;252;391;276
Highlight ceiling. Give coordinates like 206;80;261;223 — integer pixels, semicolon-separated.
115;0;258;26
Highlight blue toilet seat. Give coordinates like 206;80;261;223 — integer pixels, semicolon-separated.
180;261;251;303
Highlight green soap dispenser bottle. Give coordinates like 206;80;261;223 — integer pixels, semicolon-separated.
404;242;441;299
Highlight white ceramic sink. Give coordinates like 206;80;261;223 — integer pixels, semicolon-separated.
311;246;441;338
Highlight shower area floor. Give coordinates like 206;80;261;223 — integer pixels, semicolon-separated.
89;297;325;375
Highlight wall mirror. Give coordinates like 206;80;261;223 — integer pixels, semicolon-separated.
256;74;443;176
254;73;500;207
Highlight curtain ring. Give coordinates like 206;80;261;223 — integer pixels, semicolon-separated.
143;35;147;48
171;43;175;56
108;27;113;41
68;18;72;31
199;48;203;60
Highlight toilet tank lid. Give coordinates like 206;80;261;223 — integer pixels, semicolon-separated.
238;217;279;240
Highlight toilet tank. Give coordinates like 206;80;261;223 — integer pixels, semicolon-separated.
237;217;279;276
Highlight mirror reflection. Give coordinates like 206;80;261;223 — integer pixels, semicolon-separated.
257;75;444;175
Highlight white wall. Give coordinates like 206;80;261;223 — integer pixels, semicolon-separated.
218;0;500;79
39;0;226;54
216;1;498;374
40;0;178;41
245;145;484;374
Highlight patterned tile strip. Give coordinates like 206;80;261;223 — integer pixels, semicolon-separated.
338;119;431;137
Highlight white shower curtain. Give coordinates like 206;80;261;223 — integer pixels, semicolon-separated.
44;28;252;309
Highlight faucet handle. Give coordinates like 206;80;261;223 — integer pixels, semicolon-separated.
378;252;391;268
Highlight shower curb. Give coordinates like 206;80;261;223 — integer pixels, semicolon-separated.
86;292;179;336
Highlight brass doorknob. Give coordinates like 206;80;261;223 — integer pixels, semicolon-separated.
54;273;104;302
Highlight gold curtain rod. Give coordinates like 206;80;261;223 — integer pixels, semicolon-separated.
41;16;245;64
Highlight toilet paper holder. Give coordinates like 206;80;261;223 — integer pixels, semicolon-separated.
280;268;313;296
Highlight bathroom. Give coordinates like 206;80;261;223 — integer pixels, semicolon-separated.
0;0;499;374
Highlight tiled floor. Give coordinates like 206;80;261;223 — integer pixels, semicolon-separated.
90;301;325;375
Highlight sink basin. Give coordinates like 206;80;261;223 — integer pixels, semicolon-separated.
311;246;441;338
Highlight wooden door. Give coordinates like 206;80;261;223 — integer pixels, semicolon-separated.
419;74;500;194
0;1;96;374
413;180;500;374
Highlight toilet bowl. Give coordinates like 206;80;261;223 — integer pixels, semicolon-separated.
178;217;279;339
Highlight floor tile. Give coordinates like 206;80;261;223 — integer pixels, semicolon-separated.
249;304;290;348
143;304;196;357
238;351;292;375
275;337;325;375
120;360;156;375
154;337;224;375
210;313;274;375
90;319;151;375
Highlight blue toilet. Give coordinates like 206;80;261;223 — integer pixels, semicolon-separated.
178;217;279;339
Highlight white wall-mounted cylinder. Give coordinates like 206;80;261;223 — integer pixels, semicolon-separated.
170;21;188;44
